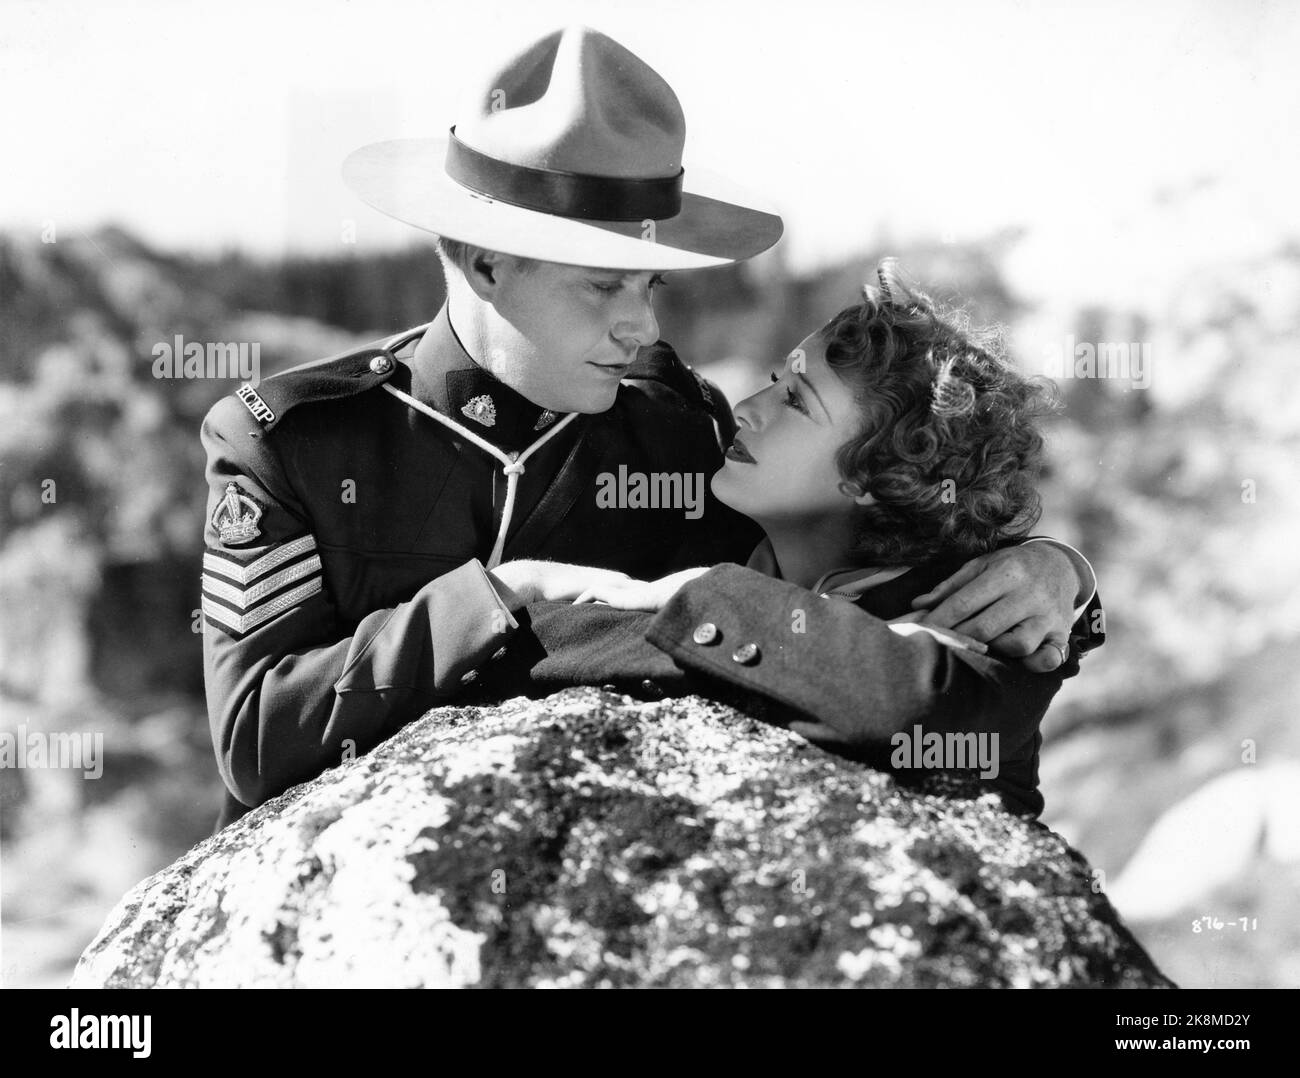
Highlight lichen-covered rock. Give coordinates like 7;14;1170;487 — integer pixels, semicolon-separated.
71;689;1174;988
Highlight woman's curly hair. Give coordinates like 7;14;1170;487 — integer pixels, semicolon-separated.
823;259;1056;566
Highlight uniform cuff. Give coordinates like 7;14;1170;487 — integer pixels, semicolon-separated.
482;566;527;621
1023;536;1097;621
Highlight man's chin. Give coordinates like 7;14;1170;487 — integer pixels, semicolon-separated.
559;381;622;415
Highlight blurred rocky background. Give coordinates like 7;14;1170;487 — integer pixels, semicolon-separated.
2;208;1298;986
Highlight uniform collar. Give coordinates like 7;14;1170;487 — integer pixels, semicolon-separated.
744;536;909;599
406;305;564;450
744;536;969;618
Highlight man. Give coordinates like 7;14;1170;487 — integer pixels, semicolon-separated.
200;26;1096;828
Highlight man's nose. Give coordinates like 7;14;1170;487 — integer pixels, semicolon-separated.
611;289;660;349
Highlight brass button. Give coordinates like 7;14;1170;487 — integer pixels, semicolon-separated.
732;642;760;665
692;622;719;645
369;354;392;375
639;678;664;699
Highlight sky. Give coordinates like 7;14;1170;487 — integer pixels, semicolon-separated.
2;0;1298;293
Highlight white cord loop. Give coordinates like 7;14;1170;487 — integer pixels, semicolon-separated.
382;383;579;568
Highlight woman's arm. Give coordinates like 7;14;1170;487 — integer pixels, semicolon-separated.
466;563;1072;816
644;563;1072;761
477;562;1068;757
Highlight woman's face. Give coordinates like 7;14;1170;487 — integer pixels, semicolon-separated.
711;329;870;525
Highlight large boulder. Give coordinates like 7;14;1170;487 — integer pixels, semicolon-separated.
71;689;1173;988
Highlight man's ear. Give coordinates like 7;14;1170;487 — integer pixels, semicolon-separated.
462;246;509;302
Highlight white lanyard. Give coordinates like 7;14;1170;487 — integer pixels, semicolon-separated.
382;383;580;569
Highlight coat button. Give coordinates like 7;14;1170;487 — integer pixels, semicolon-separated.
640;678;664;699
369;354;392;375
732;642;761;665
692;622;719;645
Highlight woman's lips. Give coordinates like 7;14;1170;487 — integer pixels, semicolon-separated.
725;435;756;464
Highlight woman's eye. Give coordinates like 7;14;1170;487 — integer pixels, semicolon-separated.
590;281;621;295
649;274;668;291
784;386;807;413
769;371;780;384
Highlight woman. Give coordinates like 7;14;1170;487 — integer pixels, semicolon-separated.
481;261;1078;818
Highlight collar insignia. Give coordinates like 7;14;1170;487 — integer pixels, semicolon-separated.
461;394;497;427
533;409;561;431
212;482;264;546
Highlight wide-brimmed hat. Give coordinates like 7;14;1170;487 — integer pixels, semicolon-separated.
342;25;783;270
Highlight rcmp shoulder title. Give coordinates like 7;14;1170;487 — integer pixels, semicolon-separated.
236;383;276;425
229;346;396;432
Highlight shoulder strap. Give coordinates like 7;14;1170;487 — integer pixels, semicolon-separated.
624;340;739;447
229;337;404;432
691;368;739;447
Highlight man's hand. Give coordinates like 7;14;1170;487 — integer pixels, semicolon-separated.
489;560;635;605
572;567;711;611
910;544;1083;672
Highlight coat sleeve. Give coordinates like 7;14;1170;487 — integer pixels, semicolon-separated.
462;600;688;703
643;563;1070;762
200;396;522;808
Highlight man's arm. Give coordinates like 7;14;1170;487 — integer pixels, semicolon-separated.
200;397;521;809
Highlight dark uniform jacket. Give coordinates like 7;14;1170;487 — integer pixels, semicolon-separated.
201;306;760;827
472;549;1099;819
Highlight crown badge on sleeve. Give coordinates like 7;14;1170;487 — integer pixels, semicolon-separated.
212;482;264;546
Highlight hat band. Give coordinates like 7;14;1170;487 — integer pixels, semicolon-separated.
446;129;683;222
